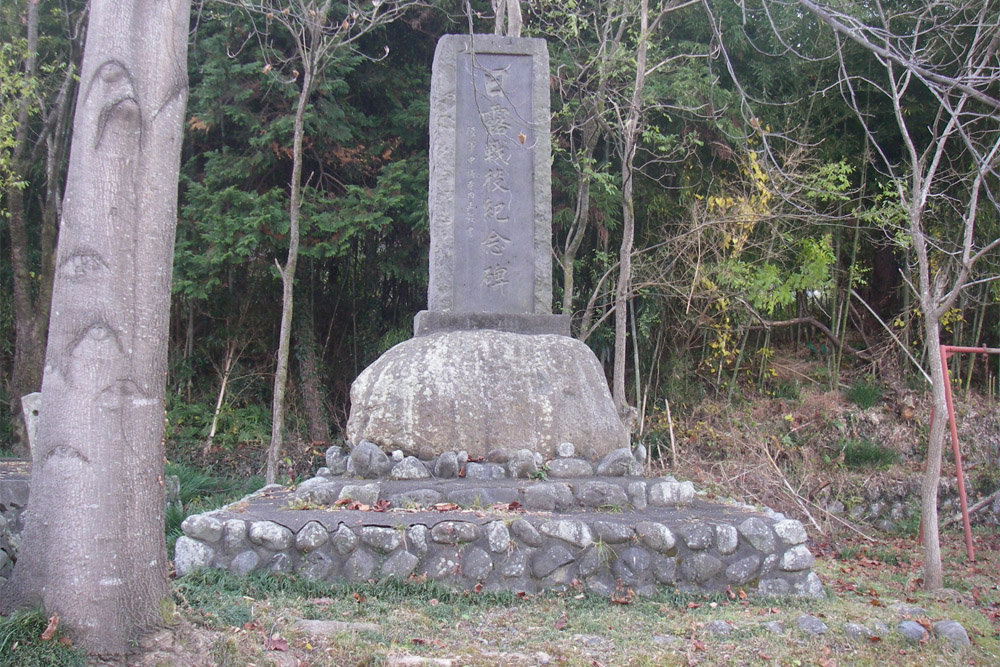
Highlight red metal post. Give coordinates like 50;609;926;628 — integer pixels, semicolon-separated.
939;345;977;561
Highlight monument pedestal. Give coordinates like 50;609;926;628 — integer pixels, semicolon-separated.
346;329;628;460
414;310;570;336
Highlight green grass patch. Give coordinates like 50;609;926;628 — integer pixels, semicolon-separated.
847;379;883;409
0;610;87;667
839;438;898;468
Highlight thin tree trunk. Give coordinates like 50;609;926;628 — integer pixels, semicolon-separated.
2;0;191;655
266;58;313;484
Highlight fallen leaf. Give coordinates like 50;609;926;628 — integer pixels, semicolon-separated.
40;614;58;642
352;592;366;603
555;614;568;630
57;637;72;647
473;583;484;593
869;636;882;643
266;636;289;651
687;602;701;609
737;589;748;600
429;598;439;606
432;502;460;512
333;498;351;506
412;638;427;645
691;639;707;651
372;499;391;512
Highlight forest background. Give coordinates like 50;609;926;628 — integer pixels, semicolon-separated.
2;1;999;514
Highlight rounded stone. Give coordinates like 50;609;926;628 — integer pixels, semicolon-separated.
596;448;642;477
681;553;723;583
725;555;761;584
611;546;650;584
174;537;213;576
507;449;538;479
524;482;574;511
181;514;223;543
773;519;807;545
298;552;333;580
223;520;248;553
738;517;776;553
704;620;732;636
511;518;544;547
230;549;260;575
407;524;429;553
576;481;629;509
532;544;575;578
295;521;329;553
390;456;430;480
462;547;494;580
592;520;634;544
269;552;293;573
546;458;594;478
344;549;377;582
381;550;419;579
556;442;575;458
430;521;480;544
779;545;814;572
635;521;675;553
433;451;459;478
360;526;403;553
897;620;928;642
350;440;392;478
346;330;629;459
648;480;695;506
331;524;359;556
797;614;828;636
716;525;738;555
932;620;970;647
248;521;293;551
679;523;715;550
539;520;592;548
486;521;511;553
338;483;380;506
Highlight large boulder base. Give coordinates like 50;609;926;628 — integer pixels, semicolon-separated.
347;330;628;459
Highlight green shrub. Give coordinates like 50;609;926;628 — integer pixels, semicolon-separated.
846;380;882;408
839;438;898;468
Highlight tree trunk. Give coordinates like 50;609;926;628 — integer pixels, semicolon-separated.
266;61;312;485
1;0;191;656
295;310;331;445
921;319;947;590
562;118;600;318
612;0;650;414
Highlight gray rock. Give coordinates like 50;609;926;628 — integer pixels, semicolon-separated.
457;450;468;467
780;545;815;571
873;621;889;636
345;331;629;459
486;448;509;464
532;544;575;578
760;553;779;576
546;458;594;478
501;550;530;577
889;602;929;617
448;487;517;507
897;620;928;642
794;571;824;598
344;549;377;582
651;555;677;584
389;489;443;508
648;480;695;506
486;521;511;553
381;550;419;579
295;521;329;553
298;552;333;580
331;524;359;556
632;444;646;465
725;555;761;584
681;553;723;583
223;520;247;553
825;500;845;515
269;552;293;573
295;481;339;504
338;483;380;506
360;526;403;554
556;442;575;458
704;620;733;636
248;521;293;551
758;578;790;595
427;552;462;580
738;517;776;553
173;537;213;576
578;547;604;577
230;549;260;575
511;518;544;547
462;547;494;580
507;449;538;479
539;520;593;548
635;521;676;553
350;440;392;478
611;546;650;584
391;449;404;462
679;523;715;550
407;525;429;553
595;448;642;477
762;621;784;634
524;482;574;511
843;623;873;640
430;521;480;544
796;614;828;636
325;446;348;475
585;573;616;597
390;456;430;480
181;514;223;543
592;520;634;544
773;519;807;545
716;525;738;555
576;481;629;509
932;620;970;647
622;482;645;511
434;451;459;478
465;462;507;481
651;634;681;645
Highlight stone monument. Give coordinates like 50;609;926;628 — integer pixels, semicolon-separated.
347;35;628;459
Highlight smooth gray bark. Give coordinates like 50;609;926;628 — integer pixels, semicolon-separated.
1;0;190;655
